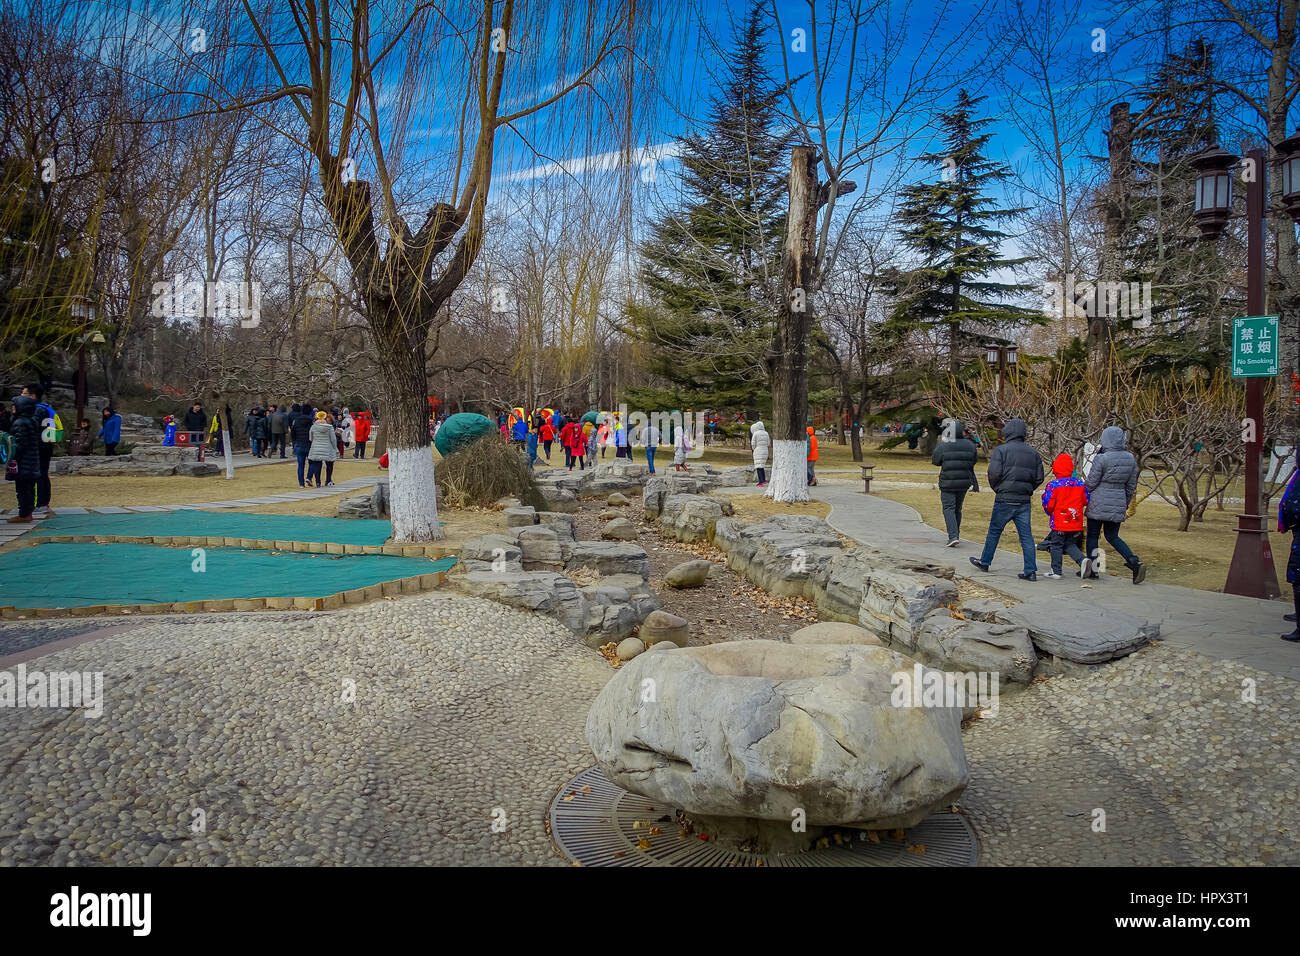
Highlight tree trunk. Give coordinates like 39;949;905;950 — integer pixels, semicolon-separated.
373;305;440;541
766;145;818;503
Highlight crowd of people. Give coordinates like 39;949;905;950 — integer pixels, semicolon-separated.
496;410;696;475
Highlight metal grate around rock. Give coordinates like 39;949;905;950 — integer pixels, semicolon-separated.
549;766;979;867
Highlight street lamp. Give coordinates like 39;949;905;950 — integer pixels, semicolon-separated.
985;343;1018;404
69;297;99;427
1191;132;1300;600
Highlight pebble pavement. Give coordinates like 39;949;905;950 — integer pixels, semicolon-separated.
0;593;1295;866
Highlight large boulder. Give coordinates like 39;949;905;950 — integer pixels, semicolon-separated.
459;534;523;573
789;621;882;646
586;641;969;830
517;526;564;569
994;595;1157;664
76;460;175;477
565;541;650;579
916;610;1037;684
453;570;585;631
536;485;578;513
130;443;199;464
49;456;116;476
504;506;538;528
535;512;576;540
711;516;842;599
718;466;752;487
659;494;725;543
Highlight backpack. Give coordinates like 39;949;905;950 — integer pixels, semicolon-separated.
36;403;63;442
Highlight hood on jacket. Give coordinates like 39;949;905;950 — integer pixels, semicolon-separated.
1100;425;1127;452
13;395;36;419
1052;453;1074;477
806;426;815;435
750;421;766;434
942;417;965;439
1001;417;1028;442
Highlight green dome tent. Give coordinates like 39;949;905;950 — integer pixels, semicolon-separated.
434;412;496;457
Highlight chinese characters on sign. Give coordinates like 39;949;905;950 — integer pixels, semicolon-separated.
1231;315;1279;378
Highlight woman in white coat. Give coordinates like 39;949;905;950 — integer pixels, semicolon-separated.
750;420;770;487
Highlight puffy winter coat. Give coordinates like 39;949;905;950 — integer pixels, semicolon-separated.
931;418;978;493
1085;425;1138;522
270;410;287;435
750;421;770;468
1042;453;1089;531
806;426;819;461
353;414;372;442
289;412;313;448
307;420;337;461
97;413;122;445
986;418;1044;504
9;396;42;479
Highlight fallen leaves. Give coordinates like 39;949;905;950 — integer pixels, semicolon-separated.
597;642;622;669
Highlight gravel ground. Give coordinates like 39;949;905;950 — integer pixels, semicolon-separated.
0;595;608;866
1;589;1295;866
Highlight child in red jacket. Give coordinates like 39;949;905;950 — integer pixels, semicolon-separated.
1041;452;1089;579
539;420;556;461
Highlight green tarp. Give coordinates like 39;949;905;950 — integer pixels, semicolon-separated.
33;511;397;546
434;412;496;456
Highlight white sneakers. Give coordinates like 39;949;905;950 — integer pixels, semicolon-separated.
946;538;960;547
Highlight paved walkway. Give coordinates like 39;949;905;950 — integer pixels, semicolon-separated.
803;480;1300;682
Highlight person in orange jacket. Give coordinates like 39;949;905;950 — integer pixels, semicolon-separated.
806;425;819;486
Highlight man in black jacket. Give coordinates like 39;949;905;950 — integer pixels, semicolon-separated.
931;418;979;547
970;417;1045;580
183;402;206;446
288;400;315;487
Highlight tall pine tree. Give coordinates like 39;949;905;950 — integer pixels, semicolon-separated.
620;2;790;414
886;90;1038;374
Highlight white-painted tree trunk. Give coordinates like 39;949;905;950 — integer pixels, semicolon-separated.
388;446;442;541
221;428;233;479
765;439;809;502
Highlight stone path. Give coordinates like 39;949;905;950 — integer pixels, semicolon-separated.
786;480;1300;683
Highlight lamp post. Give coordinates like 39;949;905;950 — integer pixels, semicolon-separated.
68;298;101;427
985;343;1018;404
1192;132;1300;599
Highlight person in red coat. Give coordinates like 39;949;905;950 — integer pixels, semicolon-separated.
352;411;372;459
560;419;585;471
539;419;556;461
1040;453;1088;578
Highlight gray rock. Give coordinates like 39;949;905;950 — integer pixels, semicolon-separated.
517;526;564;568
641;477;668;519
453;570;585;631
664;559;712;589
337;494;373;518
504;506;538;528
370;479;390;518
789;621;882;646
600;518;638;541
958;598;1009;623
616;638;645;661
535;512;576;540
995;596;1157;664
658;494;724;543
645;641;677;653
586;641;969;829
916;610;1037;684
564;541;650;579
460;535;523;572
536;486;579;513
858;569;960;651
176;461;220;477
130;443;199;464
76;460;176;477
606;492;629;506
718;466;752;487
597;509;622;520
639;609;689;647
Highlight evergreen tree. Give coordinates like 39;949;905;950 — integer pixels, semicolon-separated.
1115;40;1241;375
620;2;790;414
885;90;1038;375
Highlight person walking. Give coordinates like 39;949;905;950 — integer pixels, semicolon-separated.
526;424;540;470
932;418;978;547
586;422;598;467
614;417;628;459
22;384;60;516
540;418;556;461
1276;471;1300;641
1083;425;1147;583
270;404;288;458
6;396;42;523
1040;453;1089;579
98;407;122;456
306;411;337;487
969;417;1044;580
750;420;770;487
596;418;611;459
806;425;819;487
673;422;692;471
289;399;314;487
643;419;660;474
352;410;371;459
560;417;583;471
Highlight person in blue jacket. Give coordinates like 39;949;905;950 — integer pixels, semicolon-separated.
526;425;539;470
98;407;122;455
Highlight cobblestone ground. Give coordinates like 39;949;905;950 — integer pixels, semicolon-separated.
0;599;1295;866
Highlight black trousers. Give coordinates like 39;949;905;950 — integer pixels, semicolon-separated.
14;476;36;516
104;442;119;456
354;441;367;459
36;442;52;507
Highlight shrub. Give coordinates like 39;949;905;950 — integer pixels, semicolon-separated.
436;434;546;510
